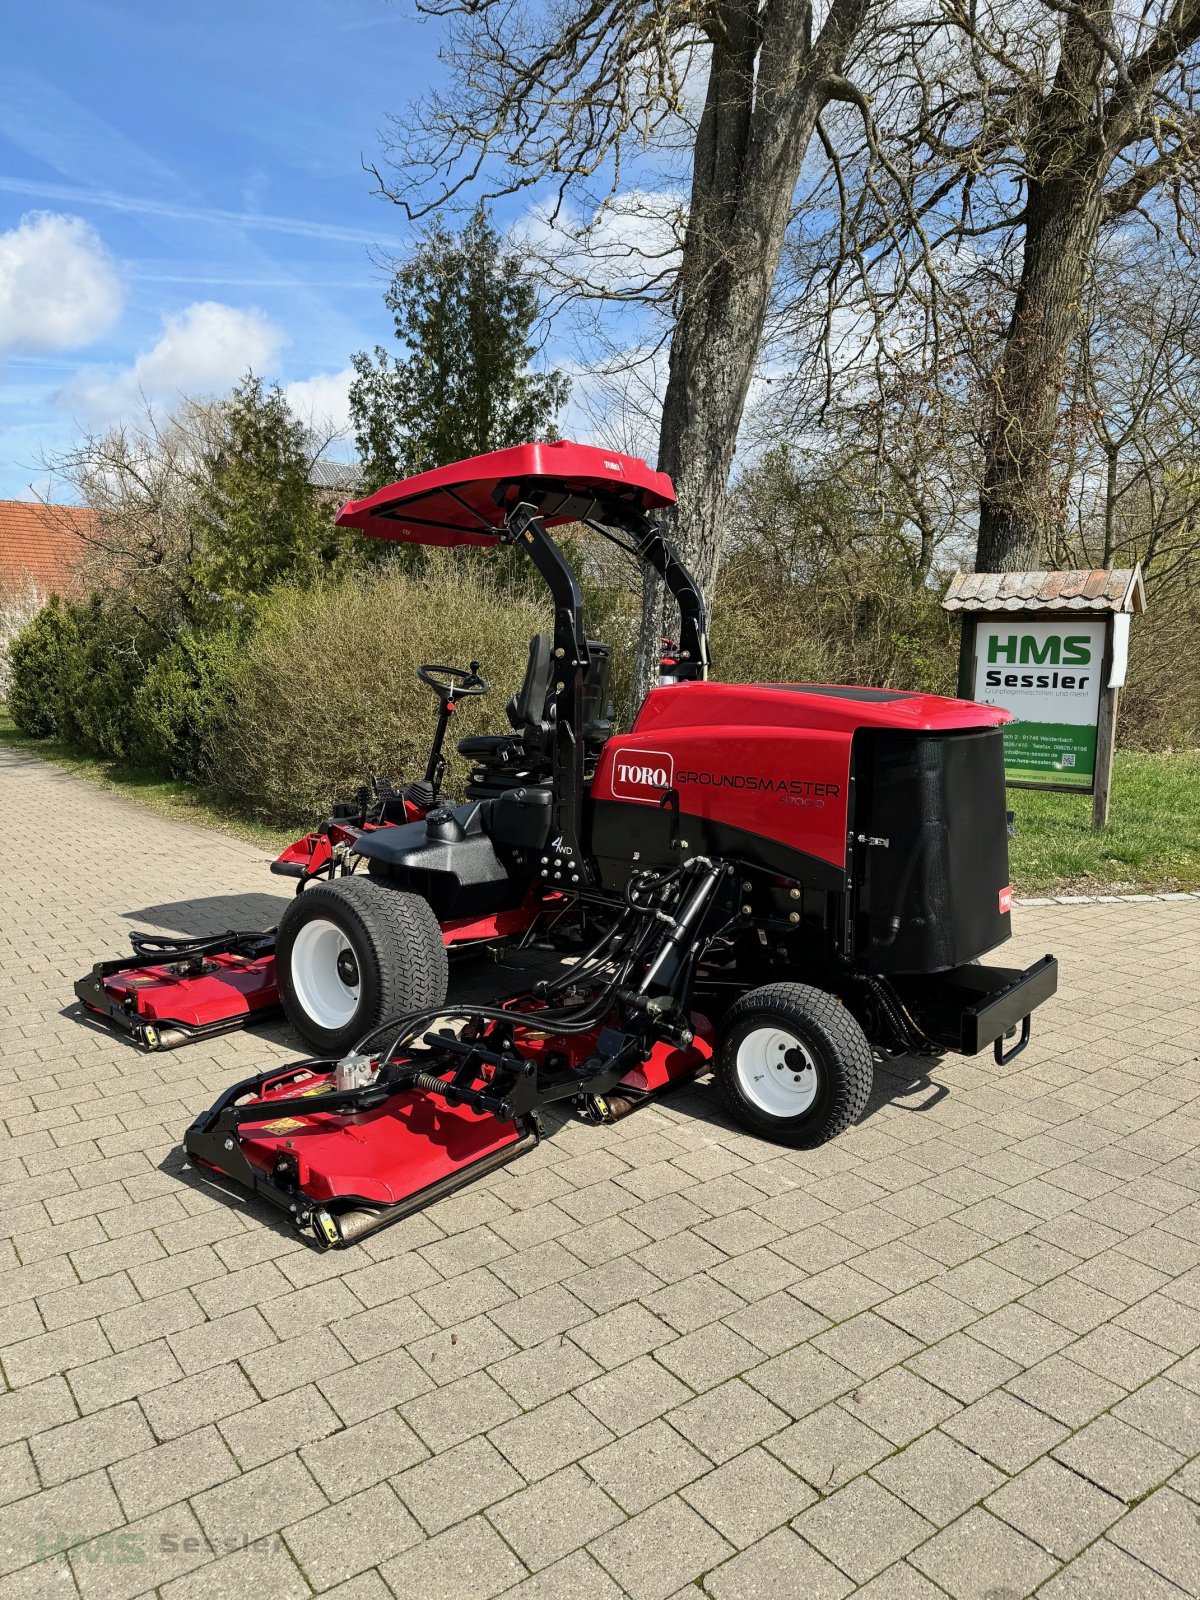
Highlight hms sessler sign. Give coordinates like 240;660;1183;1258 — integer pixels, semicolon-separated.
972;619;1105;788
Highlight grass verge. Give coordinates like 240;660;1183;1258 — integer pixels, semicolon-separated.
0;708;293;854
3;707;1196;895
1006;749;1200;895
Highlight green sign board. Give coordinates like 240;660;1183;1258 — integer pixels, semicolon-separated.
970;618;1106;789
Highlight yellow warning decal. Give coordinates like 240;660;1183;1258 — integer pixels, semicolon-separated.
260;1117;306;1134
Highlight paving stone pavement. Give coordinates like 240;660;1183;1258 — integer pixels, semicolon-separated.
1;741;1199;1599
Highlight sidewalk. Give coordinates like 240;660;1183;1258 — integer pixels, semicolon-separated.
1;742;1198;1599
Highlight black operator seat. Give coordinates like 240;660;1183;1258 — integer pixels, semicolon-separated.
456;632;554;768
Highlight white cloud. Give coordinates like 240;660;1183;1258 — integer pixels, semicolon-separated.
60;300;285;423
285;365;355;439
0;211;122;353
516;189;686;297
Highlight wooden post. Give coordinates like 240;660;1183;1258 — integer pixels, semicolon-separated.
1092;683;1119;830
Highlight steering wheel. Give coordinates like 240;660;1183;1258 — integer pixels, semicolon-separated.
416;661;490;702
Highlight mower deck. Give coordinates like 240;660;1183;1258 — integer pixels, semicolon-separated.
74;932;280;1051
183;1017;712;1248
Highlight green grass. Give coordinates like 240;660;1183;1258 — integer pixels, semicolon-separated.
1007;750;1200;895
2;707;1196;895
0;707;294;854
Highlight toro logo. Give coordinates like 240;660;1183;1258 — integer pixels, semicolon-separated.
611;749;675;803
999;885;1013;915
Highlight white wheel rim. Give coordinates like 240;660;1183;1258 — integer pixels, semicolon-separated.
736;1026;820;1118
290;918;361;1030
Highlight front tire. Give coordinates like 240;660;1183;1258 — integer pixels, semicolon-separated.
276;877;448;1055
716;982;872;1147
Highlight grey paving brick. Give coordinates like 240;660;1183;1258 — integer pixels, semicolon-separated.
986;1455;1124;1559
490;1392;614;1482
0;1375;78;1446
36;1272;140;1331
910;1507;1059;1600
767;1402;891;1493
394;1435;525;1534
99;1288;205;1351
871;1427;1004;1526
219;1385;342;1470
1005;1351;1126;1427
240;1327;355;1401
666;1378;790;1465
0;1442;37;1511
68;1338;184;1414
1;1319;110;1388
381;1513;528;1599
575;1356;693;1437
641;1274;744;1334
942;1388;1070;1473
703;1525;853;1600
299;1408;428;1500
743;1343;856;1419
68;1503;210;1600
683;1447;816;1551
140;1362;258;1441
492;1331;603;1409
794;1475;935;1583
812;1310;925;1379
489;1282;591;1347
1036;1537;1188;1599
1105;1486;1200;1593
284;1482;422;1590
159;1539;311;1600
569;1302;676;1369
589;1494;733;1600
109;1426;240;1519
1112;1374;1200;1455
839;1365;960;1447
401;1369;521;1452
0;1469;124;1578
192;1453;327;1546
1052;1413;1185;1503
30;1399;154;1487
653;1321;760;1391
408;1312;518;1382
567;1256;663;1315
318;1346;432;1426
581;1419;708;1514
489;1462;625;1571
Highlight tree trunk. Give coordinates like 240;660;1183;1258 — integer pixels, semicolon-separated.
975;3;1113;574
975;181;1104;572
636;0;871;692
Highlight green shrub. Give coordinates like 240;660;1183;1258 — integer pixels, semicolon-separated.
132;626;243;781
7;598;80;737
212;561;549;824
52;596;162;760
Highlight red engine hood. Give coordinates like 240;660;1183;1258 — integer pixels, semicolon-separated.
637;682;1011;736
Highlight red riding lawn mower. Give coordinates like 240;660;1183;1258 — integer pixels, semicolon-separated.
75;441;1057;1248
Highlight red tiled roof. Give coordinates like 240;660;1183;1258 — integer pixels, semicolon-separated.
0;501;96;596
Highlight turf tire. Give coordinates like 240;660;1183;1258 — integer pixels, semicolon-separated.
716;982;873;1147
276;876;448;1056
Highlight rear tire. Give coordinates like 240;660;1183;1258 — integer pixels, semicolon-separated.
276;877;448;1055
716;982;872;1147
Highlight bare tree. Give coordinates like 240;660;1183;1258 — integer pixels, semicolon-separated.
370;0;878;682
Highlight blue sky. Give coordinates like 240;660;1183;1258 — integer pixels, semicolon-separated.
0;0;476;499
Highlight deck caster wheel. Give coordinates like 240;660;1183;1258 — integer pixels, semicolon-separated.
276;877;448;1055
716;982;873;1147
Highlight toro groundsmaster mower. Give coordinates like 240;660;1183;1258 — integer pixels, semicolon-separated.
75;440;1057;1248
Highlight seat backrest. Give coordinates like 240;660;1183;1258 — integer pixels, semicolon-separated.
506;632;554;733
581;640;612;740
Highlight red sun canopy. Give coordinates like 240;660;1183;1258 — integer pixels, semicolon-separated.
334;440;675;547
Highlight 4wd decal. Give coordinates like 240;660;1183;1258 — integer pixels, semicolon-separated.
611;749;675;803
